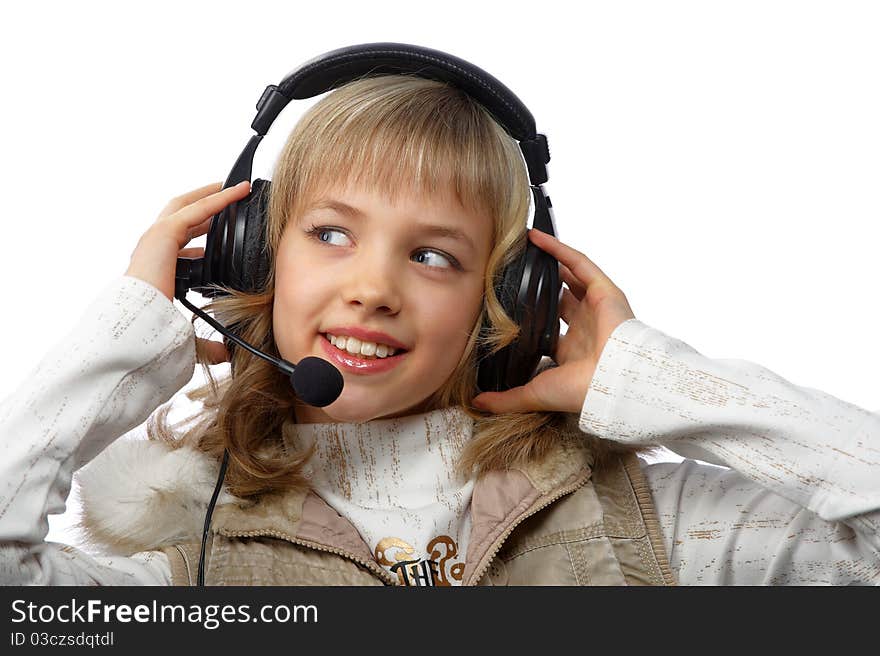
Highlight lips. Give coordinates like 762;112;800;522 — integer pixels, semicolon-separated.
324;333;402;359
321;326;410;352
319;334;407;375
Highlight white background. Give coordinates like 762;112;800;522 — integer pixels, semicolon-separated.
0;1;877;544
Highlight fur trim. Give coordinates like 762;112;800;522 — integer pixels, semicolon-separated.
72;436;238;556
519;414;595;494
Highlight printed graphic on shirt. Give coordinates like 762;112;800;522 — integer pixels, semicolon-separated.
375;535;464;586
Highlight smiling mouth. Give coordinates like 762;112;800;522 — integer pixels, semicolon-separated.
321;333;409;360
319;334;408;375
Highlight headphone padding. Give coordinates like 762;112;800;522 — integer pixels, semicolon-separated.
477;245;527;392
238;179;272;293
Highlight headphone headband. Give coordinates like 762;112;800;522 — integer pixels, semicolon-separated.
248;42;550;185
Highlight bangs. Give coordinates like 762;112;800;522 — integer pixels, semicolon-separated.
266;75;529;251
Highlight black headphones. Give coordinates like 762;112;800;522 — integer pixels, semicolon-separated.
175;42;560;393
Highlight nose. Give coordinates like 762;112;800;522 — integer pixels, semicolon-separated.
343;247;402;315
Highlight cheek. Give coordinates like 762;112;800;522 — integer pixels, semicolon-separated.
414;284;483;349
275;281;323;319
273;247;326;353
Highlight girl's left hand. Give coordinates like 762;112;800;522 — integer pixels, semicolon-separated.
471;229;636;415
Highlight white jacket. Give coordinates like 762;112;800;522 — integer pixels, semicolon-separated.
0;276;877;585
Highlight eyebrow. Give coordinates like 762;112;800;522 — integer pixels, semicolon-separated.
310;199;477;253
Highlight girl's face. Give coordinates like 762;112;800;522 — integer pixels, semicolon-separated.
273;181;493;424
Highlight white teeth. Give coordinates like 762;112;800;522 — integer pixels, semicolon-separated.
344;337;362;355
326;334;399;359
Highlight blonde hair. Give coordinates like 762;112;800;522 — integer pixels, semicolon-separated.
148;74;650;498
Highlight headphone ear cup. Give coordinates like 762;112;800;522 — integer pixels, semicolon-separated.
202;178;271;294
477;248;527;393
238;178;272;294
206;179;271;369
476;238;560;393
522;240;560;365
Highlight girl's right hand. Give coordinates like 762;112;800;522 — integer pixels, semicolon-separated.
472;228;636;416
124;180;251;364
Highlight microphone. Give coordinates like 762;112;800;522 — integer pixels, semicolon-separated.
175;294;344;407
176;276;346;587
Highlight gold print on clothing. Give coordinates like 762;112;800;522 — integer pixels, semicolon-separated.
375;537;415;566
375;535;464;586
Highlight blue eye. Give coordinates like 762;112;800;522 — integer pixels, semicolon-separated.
413;250;455;270
309;226;350;246
304;224;461;271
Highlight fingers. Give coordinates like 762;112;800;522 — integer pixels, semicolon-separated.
196;337;230;365
560;263;585;301
163;180;251;231
559;286;579;324
552;330;569;363
183;215;215;242
472;384;545;414
156;181;251;250
528;228;611;291
178;246;205;258
160;182;224;218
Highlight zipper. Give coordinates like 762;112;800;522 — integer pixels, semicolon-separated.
210;472;591;587
464;470;592;586
214;527;399;586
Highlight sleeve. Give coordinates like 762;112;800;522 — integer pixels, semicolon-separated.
0;275;196;585
578;318;880;585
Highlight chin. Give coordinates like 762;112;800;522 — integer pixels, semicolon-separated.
321;401;394;424
324;394;431;424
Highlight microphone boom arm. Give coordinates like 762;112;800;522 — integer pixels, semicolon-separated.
176;293;296;378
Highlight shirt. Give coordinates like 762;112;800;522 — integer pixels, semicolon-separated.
0;275;877;585
287;407;475;586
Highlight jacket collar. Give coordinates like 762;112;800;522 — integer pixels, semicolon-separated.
211;412;593;584
75;413;593;584
463;413;594;584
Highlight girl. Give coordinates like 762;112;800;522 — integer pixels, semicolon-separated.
1;73;878;586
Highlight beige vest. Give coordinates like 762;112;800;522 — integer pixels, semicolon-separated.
160;414;675;586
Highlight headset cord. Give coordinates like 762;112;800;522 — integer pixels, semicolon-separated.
197;449;230;587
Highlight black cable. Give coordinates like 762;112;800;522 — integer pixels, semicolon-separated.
198;449;230;587
177;294;295;378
